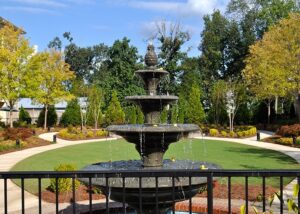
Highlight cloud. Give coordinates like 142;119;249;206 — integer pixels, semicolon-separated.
1;6;56;14
125;0;227;17
10;0;67;8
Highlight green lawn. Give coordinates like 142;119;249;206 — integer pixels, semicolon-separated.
11;139;300;194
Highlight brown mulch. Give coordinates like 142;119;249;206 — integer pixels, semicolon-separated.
41;185;105;203
198;183;278;201
42;183;278;204
0;136;51;155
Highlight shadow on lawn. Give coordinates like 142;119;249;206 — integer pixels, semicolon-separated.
224;147;298;166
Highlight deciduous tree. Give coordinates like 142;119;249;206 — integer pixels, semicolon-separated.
34;49;75;129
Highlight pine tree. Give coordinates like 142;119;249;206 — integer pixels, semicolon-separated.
160;108;168;124
19;106;32;125
185;85;205;124
60;99;81;126
136;106;144;124
37;106;57;127
105;91;125;125
170;104;178;124
128;106;137;124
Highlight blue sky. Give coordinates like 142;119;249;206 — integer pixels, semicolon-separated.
0;0;229;56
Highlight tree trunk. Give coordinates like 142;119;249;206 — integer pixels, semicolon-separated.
44;105;48;130
297;94;300;122
9;108;13;128
267;101;271;125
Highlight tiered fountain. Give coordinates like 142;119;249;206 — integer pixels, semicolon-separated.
81;44;218;214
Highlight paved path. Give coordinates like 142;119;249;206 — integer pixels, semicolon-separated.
0;131;299;213
0;133;117;214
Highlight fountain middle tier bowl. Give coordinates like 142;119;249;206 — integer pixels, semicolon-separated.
107;124;199;144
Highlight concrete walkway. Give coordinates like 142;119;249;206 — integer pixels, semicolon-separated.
0;133;117;214
0;131;299;213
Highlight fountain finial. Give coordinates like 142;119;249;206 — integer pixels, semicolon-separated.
145;42;158;68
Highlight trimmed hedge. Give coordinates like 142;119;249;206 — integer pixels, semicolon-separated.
208;126;257;138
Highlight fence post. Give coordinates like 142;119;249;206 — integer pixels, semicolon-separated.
257;131;260;141
53;134;57;143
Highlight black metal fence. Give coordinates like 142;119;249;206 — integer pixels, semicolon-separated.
1;169;300;214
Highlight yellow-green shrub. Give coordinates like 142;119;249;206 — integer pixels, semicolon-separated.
237;131;244;138
277;137;293;145
220;131;227;137
96;130;108;137
86;131;94;138
209;129;219;137
229;131;235;137
49;164;80;193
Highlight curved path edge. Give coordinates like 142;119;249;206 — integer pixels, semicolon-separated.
0;132;117;214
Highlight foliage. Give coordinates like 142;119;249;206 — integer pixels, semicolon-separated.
96;38;144;106
160;107;168;124
60;99;81;126
136;106;144;124
209;129;219;137
105;91;125;125
49;164;80;193
37;106;57;127
170;104;178;124
185;85;205;124
33;49;75;129
244;13;300;122
87;85;104;129
210;80;227;125
220;131;228;137
19;106;32;125
276;124;300;137
126;106;137;124
155;21;190;94
0;23;39;127
3;128;33;140
58;127;108;140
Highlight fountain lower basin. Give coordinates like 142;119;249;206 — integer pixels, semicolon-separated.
80;160;220;214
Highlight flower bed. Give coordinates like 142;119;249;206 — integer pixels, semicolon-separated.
0;127;50;154
205;125;257;138
57;126;108;140
263;124;300;147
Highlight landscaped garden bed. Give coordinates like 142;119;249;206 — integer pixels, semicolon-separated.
57;126;108;140
263;124;300;147
0;127;51;154
203;125;257;138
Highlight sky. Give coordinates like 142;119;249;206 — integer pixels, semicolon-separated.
0;0;229;56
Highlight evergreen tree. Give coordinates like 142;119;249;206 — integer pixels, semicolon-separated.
60;99;81;126
178;95;186;124
127;106;137;124
160;108;168;124
170;104;178;124
19;106;32;125
185;85;205;124
105;91;125;125
37;106;57;127
136;106;144;124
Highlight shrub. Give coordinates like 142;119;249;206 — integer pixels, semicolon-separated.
60;99;81;126
237;131;244;138
209;129;219;137
86;131;94;138
19;106;32;125
37;106;57;127
229;131;235;137
49;164;80;193
3;128;33;140
276;137;293;145
277;124;300;137
220;131;227;137
96;129;108;137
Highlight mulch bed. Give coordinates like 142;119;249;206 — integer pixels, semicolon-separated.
0;136;51;155
198;183;278;201
42;183;278;203
41;185;105;203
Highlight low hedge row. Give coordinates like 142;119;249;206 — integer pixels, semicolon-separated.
208;126;257;138
58;126;108;140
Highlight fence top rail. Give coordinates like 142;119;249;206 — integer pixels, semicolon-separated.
1;169;300;179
